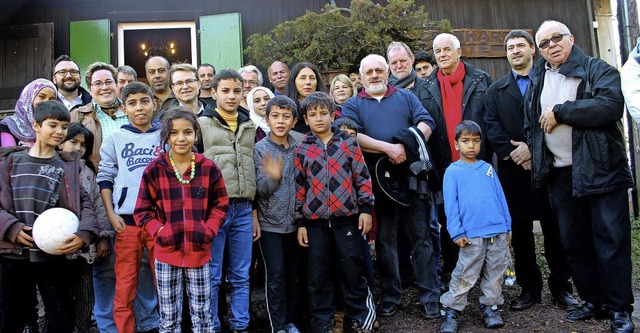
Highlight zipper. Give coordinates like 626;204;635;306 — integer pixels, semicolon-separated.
323;140;331;227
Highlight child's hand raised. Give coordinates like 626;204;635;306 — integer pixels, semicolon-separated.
454;236;471;248
359;213;372;236
262;153;283;181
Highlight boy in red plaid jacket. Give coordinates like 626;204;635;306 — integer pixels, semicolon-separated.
294;92;376;333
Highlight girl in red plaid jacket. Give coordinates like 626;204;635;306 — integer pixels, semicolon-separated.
134;108;229;333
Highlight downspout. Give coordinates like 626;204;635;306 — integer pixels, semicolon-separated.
586;0;599;56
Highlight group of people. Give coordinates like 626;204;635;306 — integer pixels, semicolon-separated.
0;18;636;333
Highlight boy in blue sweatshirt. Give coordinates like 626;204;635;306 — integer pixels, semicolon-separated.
439;120;511;333
97;82;162;333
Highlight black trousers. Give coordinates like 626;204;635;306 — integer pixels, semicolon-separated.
306;220;376;333
511;190;573;298
0;256;77;333
547;167;633;312
259;231;302;332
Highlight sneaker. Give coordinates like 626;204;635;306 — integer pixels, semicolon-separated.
277;330;287;333
440;307;459;333
286;323;302;333
422;302;441;319
378;301;398;317
480;304;504;328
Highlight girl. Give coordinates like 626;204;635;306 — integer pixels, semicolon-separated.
59;122;112;332
1;78;57;147
247;86;274;142
134;108;229;333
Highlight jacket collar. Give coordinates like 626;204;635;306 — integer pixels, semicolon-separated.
121;123;160;133
301;126;350;145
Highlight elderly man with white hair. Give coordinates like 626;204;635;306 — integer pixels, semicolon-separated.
238;65;263;111
524;20;634;333
415;32;493;293
342;54;441;320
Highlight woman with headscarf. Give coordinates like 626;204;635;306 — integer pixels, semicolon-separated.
247;86;275;142
0;79;57;147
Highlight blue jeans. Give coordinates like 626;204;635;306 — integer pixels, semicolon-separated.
210;199;253;331
93;238;160;333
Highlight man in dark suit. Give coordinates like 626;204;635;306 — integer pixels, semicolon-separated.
484;29;578;312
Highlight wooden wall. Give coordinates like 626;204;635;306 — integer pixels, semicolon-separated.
0;0;596;82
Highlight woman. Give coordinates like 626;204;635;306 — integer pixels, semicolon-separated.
1;78;57;147
285;62;325;134
330;74;357;116
247;86;275;142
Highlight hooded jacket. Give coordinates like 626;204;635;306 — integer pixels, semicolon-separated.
0;147;99;256
198;107;257;200
134;152;228;267
523;45;633;196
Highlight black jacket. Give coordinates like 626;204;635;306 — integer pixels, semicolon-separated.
524;45;633;196
63;86;93;112
414;61;494;182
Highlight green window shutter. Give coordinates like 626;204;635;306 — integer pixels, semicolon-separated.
199;13;243;70
70;19;110;88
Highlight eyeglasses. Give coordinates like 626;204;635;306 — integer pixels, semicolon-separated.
90;80;116;88
173;79;198;87
538;34;569;49
55;69;81;77
242;80;258;87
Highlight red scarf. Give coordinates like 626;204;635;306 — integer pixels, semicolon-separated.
437;62;466;161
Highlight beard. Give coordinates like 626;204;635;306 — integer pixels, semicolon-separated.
58;80;80;93
364;82;387;95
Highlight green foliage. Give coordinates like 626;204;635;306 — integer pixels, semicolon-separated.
244;0;451;72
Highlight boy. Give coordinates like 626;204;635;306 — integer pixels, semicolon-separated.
295;92;376;333
254;95;303;333
198;68;257;333
98;82;163;333
439;120;511;333
0;100;99;332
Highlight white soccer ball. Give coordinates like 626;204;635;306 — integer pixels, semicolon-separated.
32;208;79;255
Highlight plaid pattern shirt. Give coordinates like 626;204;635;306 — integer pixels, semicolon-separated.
294;130;374;224
93;101;129;140
134;152;228;267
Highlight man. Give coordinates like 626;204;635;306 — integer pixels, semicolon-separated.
524;20;634;333
238;65;262;110
415;33;493;287
197;63;216;108
342;54;441;319
156;64;209;124
116;65;137;100
414;51;437;79
52;55;92;111
349;72;363;92
267;61;289;95
144;56;172;120
484;30;578;312
387;41;422;90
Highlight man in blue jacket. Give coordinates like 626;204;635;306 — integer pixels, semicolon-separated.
524;20;634;333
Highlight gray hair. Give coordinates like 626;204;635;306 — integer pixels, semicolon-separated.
359;54;389;76
433;33;461;50
386;41;414;59
117;65;138;80
535;20;571;45
238;65;263;85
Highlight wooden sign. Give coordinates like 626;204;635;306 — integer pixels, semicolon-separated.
425;29;534;58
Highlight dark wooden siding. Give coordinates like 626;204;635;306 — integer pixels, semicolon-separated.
1;0;596;82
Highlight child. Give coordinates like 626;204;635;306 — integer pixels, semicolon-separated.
254;95;303;333
198;68;257;333
97;82;162;333
134;108;229;332
439;120;511;333
0;100;99;333
294;92;376;333
59;122;112;332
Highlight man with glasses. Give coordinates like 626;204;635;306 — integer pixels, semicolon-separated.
156;64;210;124
484;30;578;313
238;65;262;112
524;20;634;333
145;56;172;120
52;55;92;111
342;54;440;320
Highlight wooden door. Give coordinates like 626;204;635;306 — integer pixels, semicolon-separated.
0;23;53;114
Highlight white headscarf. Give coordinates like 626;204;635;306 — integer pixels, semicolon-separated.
247;86;274;134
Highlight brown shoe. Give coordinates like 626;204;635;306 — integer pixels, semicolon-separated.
334;310;345;333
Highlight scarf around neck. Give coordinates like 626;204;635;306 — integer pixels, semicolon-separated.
1;79;57;146
437;62;466;161
388;69;417;89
